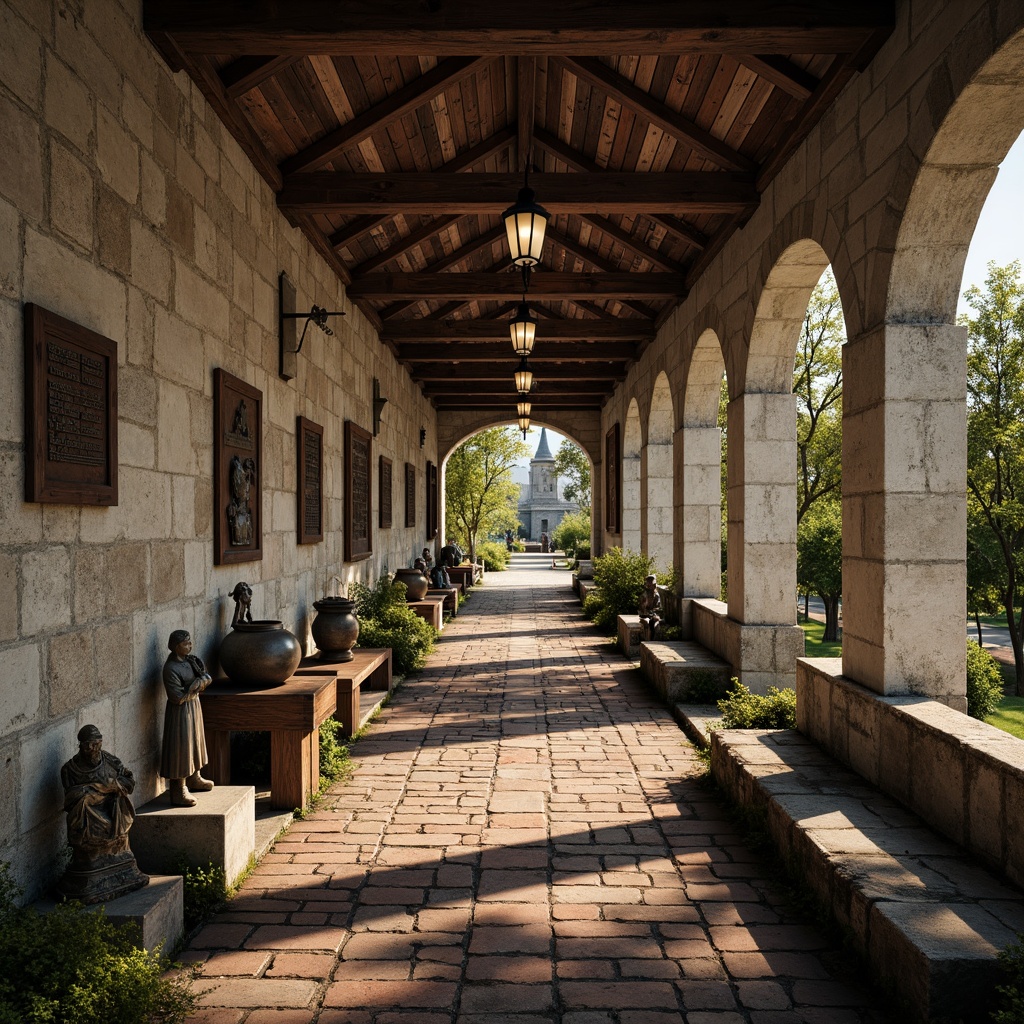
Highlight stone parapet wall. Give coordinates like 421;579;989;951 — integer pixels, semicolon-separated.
0;0;436;897
798;658;1024;887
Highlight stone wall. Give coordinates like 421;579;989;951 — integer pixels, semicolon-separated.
0;0;437;897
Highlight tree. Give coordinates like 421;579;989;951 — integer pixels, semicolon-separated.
553;439;592;514
963;261;1024;694
967;509;1003;647
551;509;591;559
797;500;842;642
795;270;844;523
444;427;529;564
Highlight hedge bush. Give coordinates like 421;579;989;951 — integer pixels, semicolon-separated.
476;541;510;571
352;573;437;676
967;638;1005;720
0;864;196;1024
717;680;797;729
552;511;591;559
584;547;664;633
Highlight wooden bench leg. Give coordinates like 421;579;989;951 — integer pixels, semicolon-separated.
204;729;231;784
337;681;359;737
270;729;311;810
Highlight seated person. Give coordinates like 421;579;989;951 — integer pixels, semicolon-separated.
637;574;663;641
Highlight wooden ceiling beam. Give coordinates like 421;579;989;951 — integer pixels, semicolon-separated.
398;342;638;362
412;363;626;381
735;54;818;101
281;55;491;175
349;272;684;301
556;56;756;173
219;55;301;98
431;398;604;410
647;213;709;252
382;319;654;342
577;215;685;275
423;380;615;395
278;172;758;215
517;56;537;173
353;223;503;278
144;1;896;56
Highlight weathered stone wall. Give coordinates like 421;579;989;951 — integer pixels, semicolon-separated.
0;0;437;897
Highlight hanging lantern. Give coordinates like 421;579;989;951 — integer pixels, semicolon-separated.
514;356;533;394
517;400;532;418
509;301;537;356
502;170;549;268
518;414;531;438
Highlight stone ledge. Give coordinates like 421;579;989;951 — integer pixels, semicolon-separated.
639;640;732;703
712;727;1024;1024
578;579;600;603
617;614;643;658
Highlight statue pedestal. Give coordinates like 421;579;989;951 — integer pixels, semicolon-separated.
132;786;255;887
38;875;183;953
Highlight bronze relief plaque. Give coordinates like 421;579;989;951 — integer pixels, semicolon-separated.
404;462;416;528
345;420;372;562
214;369;262;565
297;416;324;544
24;304;118;505
605;422;621;534
379;455;393;530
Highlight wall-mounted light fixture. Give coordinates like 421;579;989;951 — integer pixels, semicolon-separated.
372;378;388;436
419;427;427;448
278;271;345;380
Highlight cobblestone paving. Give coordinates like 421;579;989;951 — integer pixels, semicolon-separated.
185;557;889;1024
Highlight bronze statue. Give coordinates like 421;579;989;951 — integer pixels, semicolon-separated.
227;455;256;545
638;574;662;641
230;580;254;626
58;725;149;904
161;630;215;807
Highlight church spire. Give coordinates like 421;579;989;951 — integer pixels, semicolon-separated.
533;427;553;461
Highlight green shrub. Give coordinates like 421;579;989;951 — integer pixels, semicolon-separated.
176;859;228;933
357;604;436;676
581;591;605;620
0;864;197;1024
351;573;408;619
319;718;353;788
552;511;591;559
995;933;1024;1024
717;680;797;729
476;541;510;571
592;548;659;618
575;543;591;561
967;638;1005;720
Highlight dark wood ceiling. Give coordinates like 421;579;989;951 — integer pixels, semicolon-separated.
144;2;894;414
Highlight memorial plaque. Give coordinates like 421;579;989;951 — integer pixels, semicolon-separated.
214;369;262;565
24;304;118;505
345;420;372;562
379;455;393;530
426;460;438;541
297;416;324;544
605;422;621;534
404;462;416;528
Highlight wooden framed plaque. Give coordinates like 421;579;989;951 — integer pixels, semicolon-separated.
379;455;393;529
605;422;621;534
345;420;372;562
214;369;262;565
297;416;324;544
404;462;416;528
426;460;438;541
24;304;118;505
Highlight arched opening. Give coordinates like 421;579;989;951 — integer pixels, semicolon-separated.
622;399;643;554
645;372;674;571
680;329;727;599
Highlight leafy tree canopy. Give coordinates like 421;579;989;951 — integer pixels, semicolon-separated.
553;439;592;514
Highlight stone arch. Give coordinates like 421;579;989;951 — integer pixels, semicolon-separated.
678;328;727;598
644;372;675;570
622;399;643;554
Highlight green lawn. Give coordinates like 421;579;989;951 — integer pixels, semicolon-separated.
986;696;1024;740
800;619;842;658
972;611;1022;628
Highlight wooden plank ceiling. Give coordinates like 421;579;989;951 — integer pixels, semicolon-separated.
145;2;894;414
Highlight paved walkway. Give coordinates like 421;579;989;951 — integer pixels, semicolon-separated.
186;556;889;1024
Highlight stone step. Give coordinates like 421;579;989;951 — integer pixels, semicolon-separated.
711;728;1024;1024
639;640;732;703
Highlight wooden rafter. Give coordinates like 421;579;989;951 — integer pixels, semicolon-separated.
278;172;758;216
281;56;491;175
398;342;638;362
735;54;818;100
348;272;684;301
517;56;537;173
144;1;896;57
381;320;654;342
412;363;626;381
577;216;686;275
422;379;615;395
219;56;301;98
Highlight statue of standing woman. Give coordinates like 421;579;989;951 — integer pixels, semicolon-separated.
160;629;215;806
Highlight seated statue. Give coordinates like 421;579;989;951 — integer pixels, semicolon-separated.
58;725;148;904
161;629;215;806
439;540;463;567
637;574;663;642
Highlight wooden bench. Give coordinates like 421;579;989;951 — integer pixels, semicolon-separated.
408;596;445;631
446;565;476;590
427;586;459;616
617;614;644;657
202;670;338;810
639;641;733;704
330;648;392;738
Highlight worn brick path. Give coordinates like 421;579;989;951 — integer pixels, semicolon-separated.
185;557;888;1024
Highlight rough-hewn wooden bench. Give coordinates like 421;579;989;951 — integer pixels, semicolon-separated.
639;640;732;703
617;614;644;657
446;565;475;590
408;596;445;631
330;647;392;738
202;670;338;810
427;586;459;616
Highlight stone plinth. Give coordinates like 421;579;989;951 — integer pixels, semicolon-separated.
132;786;255;887
617;614;643;658
408;597;444;631
639;640;732;703
578;580;600;603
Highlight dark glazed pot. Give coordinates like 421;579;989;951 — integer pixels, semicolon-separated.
219;619;302;686
311;597;360;663
393;567;429;601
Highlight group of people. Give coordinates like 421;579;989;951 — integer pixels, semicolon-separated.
414;539;465;590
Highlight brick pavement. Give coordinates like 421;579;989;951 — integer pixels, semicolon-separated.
183;557;889;1023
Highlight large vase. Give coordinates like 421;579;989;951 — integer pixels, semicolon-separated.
393;567;429;601
311;597;360;662
219;620;302;686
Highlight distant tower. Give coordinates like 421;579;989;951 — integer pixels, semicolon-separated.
517;428;574;543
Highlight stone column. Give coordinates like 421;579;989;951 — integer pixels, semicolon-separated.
590;456;603;557
842;323;966;708
621;453;642;553
676;424;721;598
645;441;674;570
